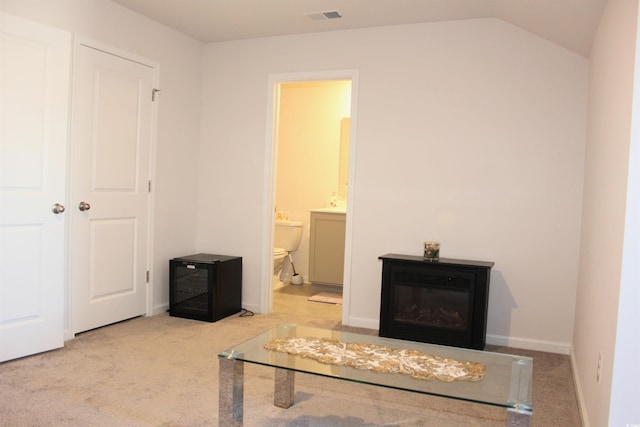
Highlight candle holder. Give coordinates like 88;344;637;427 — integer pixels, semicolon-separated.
423;241;440;262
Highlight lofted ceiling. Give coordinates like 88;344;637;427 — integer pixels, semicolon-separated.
111;0;607;57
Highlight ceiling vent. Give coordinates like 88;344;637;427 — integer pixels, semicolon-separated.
305;10;342;20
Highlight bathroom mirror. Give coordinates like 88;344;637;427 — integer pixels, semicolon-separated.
339;118;350;199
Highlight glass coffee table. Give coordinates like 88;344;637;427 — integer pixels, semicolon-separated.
218;324;532;426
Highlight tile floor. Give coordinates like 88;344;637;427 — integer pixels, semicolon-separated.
272;283;342;321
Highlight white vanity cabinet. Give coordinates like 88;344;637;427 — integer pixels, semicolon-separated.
309;210;346;286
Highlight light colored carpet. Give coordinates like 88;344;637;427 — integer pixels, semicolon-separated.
0;312;581;426
308;292;343;305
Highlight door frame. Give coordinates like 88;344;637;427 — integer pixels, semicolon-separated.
260;69;359;324
64;36;159;340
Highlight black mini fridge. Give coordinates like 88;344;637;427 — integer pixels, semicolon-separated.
169;253;242;322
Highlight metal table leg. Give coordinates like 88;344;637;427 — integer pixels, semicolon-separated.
274;368;295;408
219;358;244;427
507;407;532;427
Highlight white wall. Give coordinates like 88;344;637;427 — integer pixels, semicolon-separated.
573;0;640;425
199;18;588;352
0;0;204;313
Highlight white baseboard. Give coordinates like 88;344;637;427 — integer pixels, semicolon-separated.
344;316;379;330
486;333;571;355
241;302;262;314
570;347;590;427
152;303;169;315
335;321;573;354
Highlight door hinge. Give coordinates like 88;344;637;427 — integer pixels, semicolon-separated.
146;270;150;283
148;180;152;193
152;88;161;101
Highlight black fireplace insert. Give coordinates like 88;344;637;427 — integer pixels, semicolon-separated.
378;254;494;350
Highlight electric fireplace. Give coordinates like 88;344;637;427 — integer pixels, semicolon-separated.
378;254;494;350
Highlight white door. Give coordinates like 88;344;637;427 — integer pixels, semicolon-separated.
71;44;155;334
0;13;70;362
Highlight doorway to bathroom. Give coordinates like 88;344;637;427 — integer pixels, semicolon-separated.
262;70;358;323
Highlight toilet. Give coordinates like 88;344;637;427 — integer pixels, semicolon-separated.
273;220;303;289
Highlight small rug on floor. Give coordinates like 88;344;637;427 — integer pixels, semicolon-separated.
308;292;342;304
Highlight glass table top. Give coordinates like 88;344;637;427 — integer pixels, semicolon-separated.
219;324;533;411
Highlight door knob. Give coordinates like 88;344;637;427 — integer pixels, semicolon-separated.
51;203;65;214
78;201;91;212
